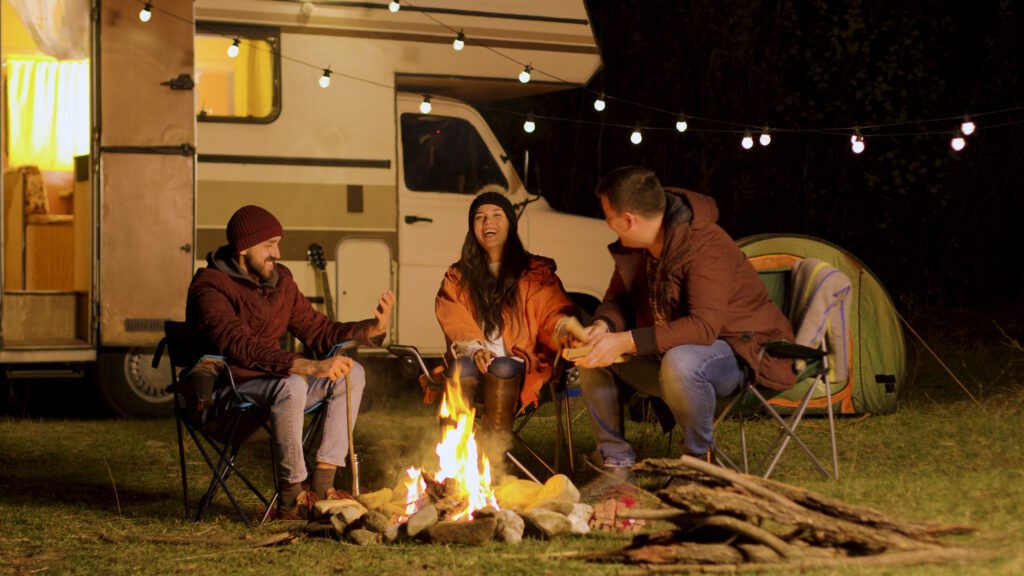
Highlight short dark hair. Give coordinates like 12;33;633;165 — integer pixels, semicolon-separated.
595;166;666;217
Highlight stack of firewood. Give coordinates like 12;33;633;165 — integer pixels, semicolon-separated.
585;456;986;572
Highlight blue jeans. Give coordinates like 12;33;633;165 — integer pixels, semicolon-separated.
213;362;366;484
578;340;744;466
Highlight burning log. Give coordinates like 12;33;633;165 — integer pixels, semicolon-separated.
583;456;986;572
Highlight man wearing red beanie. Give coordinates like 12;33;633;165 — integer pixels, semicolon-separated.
186;205;395;519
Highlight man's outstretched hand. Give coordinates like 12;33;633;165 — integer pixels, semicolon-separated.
369;290;396;339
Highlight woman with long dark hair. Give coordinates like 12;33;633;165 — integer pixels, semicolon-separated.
435;192;577;454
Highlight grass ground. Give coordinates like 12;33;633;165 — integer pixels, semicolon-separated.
1;318;1022;575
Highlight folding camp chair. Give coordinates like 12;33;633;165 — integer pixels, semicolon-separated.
713;260;850;480
153;322;347;526
387;344;576;482
511;359;580;480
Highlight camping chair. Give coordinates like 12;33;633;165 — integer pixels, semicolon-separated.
386;344;576;482
511;358;580;480
713;259;851;480
153;322;351;526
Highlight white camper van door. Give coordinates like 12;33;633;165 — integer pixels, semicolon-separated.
97;0;195;346
396;98;512;355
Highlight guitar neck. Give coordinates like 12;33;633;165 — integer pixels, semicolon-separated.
319;268;336;322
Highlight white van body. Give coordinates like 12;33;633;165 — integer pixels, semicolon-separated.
0;0;614;416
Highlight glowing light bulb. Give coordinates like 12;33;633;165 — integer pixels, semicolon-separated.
951;133;966;151
227;38;240;58
630;126;642;145
388;1;400;13
319;69;331;88
741;131;754;150
851;135;865;155
523;114;536;133
960;116;976;136
419;95;432;114
759;127;771;146
676;114;688;133
453;31;465;51
139;2;152;22
593;93;606;112
519;65;532;84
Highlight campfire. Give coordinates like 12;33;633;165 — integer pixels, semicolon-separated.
399;371;499;523
303;370;594;545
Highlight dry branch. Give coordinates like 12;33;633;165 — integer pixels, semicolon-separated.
585;457;979;572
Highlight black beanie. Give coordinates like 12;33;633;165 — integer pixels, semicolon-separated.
468;192;517;233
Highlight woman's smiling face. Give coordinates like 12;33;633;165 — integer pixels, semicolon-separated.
473;204;509;261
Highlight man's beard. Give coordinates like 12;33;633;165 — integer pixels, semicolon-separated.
244;253;275;282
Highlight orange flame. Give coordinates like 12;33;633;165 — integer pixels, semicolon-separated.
402;367;499;521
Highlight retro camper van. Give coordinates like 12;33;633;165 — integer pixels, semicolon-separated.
0;0;614;417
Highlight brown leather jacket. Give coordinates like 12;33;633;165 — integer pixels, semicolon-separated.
594;189;796;390
435;255;578;406
186;245;381;382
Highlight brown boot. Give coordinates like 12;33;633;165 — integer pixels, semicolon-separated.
480;369;521;459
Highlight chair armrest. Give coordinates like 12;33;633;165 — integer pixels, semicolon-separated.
328;340;359;357
763;340;827;360
387;344;436;385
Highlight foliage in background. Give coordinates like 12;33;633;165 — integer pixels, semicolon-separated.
482;0;1023;310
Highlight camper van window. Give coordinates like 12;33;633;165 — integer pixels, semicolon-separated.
194;24;281;123
401;114;508;194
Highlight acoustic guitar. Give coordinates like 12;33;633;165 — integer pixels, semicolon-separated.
306;243;335;321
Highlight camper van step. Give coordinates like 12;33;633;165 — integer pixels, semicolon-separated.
1;339;91;350
5;366;86;379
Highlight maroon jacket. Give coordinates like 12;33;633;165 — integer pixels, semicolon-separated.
595;189;796;390
186;246;381;382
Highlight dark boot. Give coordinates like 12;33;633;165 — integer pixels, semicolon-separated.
480;368;521;461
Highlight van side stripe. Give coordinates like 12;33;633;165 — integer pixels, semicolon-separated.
197;154;390;169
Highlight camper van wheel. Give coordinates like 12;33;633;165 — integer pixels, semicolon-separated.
97;348;173;419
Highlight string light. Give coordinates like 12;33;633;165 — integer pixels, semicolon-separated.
759;127;771;146
419;95;432;114
950;130;966;151
675;113;688;133
960;115;976;136
519;65;532;84
523;113;536;133
135;0;1022;160
741;130;754;149
630;125;643;145
851;130;865;154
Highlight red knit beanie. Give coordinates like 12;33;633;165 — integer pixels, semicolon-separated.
226;205;283;252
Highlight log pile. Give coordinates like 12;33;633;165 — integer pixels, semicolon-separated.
304;473;593;546
584;456;986;572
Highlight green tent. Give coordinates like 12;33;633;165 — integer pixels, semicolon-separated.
739;234;905;414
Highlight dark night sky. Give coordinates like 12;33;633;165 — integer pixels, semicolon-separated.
481;1;1024;312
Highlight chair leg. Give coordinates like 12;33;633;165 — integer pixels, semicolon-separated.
748;384;830;479
561;391;576;478
175;411;190;521
824;376;839;479
549;381;563;474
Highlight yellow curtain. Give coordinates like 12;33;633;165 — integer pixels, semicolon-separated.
233;40;273;118
6;57;89;171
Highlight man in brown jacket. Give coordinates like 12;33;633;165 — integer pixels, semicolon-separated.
187;205;395;518
574;167;795;498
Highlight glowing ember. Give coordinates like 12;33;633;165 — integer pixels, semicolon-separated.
402;369;499;521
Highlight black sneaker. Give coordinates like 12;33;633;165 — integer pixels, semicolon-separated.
579;466;634;503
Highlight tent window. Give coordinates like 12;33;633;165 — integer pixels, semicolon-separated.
401;113;507;194
4;57;90;172
195;23;280;124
